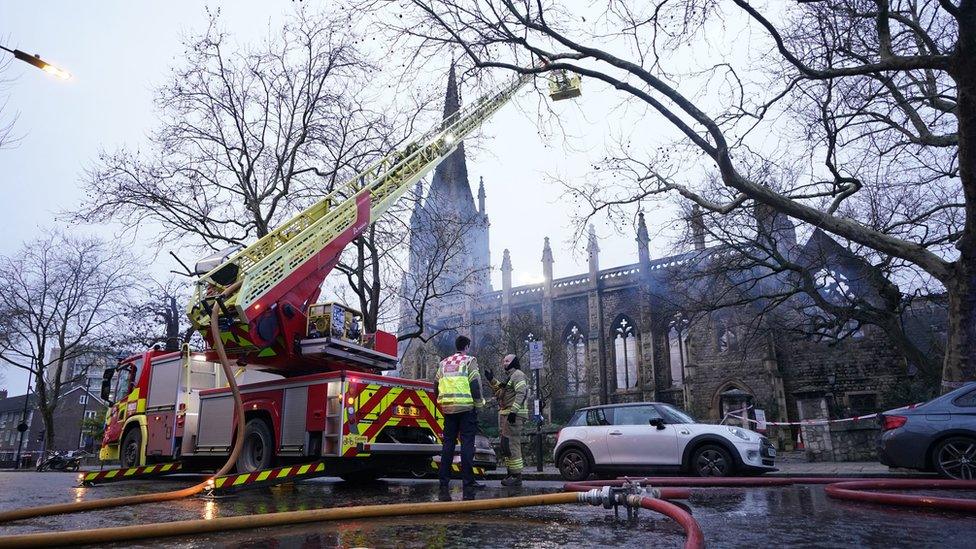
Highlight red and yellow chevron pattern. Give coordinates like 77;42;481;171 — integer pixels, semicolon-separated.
80;461;182;485
210;461;328;492
342;382;442;457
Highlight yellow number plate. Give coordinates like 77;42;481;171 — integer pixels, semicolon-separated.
394;405;419;417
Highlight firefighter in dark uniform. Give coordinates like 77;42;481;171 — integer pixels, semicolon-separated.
486;353;528;487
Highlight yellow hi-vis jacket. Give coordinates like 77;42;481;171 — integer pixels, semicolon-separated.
435;353;485;414
491;368;529;419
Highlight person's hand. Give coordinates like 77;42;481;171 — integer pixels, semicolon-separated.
484;368;494;382
508;412;517;425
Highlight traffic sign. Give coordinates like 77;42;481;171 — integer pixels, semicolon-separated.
528;341;543;370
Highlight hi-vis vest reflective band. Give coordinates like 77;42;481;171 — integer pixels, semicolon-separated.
438;353;475;414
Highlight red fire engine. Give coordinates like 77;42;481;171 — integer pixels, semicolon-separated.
91;68;582;490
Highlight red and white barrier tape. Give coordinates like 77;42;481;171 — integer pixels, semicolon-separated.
722;402;923;427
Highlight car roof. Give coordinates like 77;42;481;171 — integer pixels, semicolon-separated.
574;402;665;413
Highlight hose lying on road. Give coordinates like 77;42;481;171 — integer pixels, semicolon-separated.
561;481;702;549
824;479;976;512
0;491;691;548
0;299;246;524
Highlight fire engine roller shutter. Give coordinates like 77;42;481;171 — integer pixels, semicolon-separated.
147;357;182;409
280;387;308;448
196;395;235;448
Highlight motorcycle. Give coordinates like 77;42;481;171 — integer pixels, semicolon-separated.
36;450;87;472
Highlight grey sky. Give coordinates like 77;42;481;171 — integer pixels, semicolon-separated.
0;2;683;395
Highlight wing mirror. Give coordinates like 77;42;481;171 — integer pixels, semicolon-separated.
100;368;115;403
649;417;666;430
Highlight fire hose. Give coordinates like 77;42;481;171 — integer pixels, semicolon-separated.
0;299;247;524
0;488;697;548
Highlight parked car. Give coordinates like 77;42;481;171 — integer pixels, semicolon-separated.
877;382;976;479
554;402;776;481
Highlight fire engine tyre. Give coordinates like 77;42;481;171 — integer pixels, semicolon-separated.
557;447;591;482
237;419;275;473
932;436;976;480
690;444;734;477
120;428;142;469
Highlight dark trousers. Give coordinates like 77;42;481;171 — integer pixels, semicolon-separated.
439;409;477;486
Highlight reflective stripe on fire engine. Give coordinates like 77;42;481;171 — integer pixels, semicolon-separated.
210;461;327;492
341;382;443;457
429;460;485;476
81;462;182;485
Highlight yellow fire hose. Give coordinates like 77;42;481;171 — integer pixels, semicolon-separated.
0;299;246;524
0;492;583;547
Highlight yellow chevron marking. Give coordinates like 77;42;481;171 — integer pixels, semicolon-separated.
124;468;137;476
298;464;310;475
214;478;227;488
233;474;248;486
257;470;272;482
276;467;292;478
315;463;325;472
106;470;119;479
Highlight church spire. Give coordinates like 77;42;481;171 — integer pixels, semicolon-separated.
444;62;460;120
427;63;476;217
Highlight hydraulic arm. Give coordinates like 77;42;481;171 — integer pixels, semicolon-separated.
187;67;580;372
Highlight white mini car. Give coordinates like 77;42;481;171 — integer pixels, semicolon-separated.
554;402;776;480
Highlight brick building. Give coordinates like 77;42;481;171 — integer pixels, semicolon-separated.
398;72;945;457
0;392;44;467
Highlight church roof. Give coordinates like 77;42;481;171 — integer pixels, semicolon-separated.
425;64;478;218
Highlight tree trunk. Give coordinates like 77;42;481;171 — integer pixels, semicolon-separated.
943;3;976;391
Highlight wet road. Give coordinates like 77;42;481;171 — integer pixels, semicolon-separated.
1;472;975;548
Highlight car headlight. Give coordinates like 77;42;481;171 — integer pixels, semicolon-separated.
727;426;752;441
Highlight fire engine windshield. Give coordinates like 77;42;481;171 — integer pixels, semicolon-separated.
114;358;143;401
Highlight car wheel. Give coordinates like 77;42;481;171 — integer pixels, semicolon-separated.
691;444;734;477
236;418;275;473
558;448;591;481
120;428;142;468
933;436;976;480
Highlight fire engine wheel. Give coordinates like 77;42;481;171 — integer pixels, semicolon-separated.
120;428;142;468
237;418;275;473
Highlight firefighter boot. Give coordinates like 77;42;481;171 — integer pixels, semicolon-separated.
501;473;522;487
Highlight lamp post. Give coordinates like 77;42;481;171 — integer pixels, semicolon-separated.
14;360;34;469
0;44;71;80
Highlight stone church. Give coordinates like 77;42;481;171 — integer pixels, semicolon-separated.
398;70;944;453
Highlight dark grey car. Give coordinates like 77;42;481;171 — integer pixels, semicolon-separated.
877;382;976;479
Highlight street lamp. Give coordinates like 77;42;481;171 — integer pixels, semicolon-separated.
0;44;71;80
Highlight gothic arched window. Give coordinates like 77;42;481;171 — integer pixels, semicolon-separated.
564;324;587;395
612;316;639;390
668;314;690;387
715;320;737;353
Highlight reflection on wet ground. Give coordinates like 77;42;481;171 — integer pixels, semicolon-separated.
1;473;974;548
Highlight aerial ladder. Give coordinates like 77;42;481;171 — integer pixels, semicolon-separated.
187;66;582;373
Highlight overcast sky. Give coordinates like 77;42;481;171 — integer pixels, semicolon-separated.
0;2;685;395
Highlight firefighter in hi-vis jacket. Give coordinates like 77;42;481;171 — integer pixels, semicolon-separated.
434;335;486;490
486;353;528;487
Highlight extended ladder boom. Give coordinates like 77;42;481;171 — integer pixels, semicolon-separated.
187;67;572;370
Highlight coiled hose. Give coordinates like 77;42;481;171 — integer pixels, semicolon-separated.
0;300;246;524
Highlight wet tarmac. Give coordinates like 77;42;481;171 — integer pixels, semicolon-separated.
1;472;975;548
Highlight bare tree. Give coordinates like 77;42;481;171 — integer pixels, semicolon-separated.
390;0;975;390
0;232;136;449
72;9;455;339
121;278;198;353
0;53;20;150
